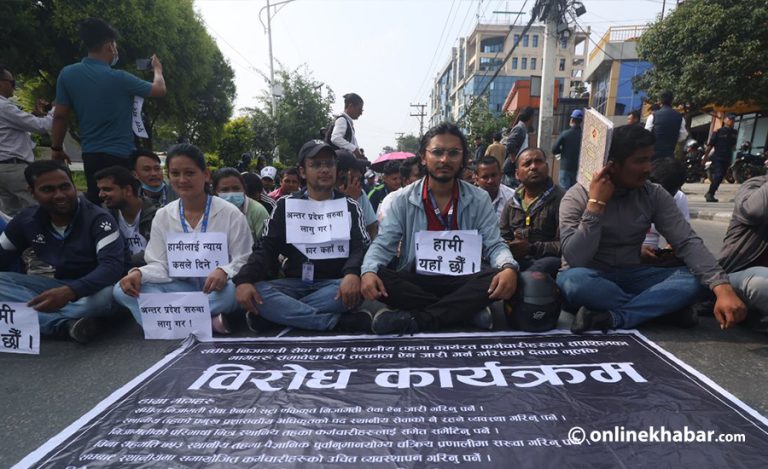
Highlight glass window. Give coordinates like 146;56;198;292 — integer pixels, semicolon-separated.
511;57;518;70
523;35;529;47
479;57;503;71
481;36;505;54
530;58;537;70
521;57;527;70
752;116;768;153
532;35;539;48
560;36;568;49
559;58;566;71
514;34;520;45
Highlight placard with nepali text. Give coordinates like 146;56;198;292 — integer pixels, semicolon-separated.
15;332;768;468
415;230;482;276
578;108;614;187
285;198;351;245
138;292;212;340
0;302;39;355
166;232;228;278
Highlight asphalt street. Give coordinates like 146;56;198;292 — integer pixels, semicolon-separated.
1;207;766;467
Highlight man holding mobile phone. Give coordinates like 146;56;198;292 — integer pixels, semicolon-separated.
51;18;166;204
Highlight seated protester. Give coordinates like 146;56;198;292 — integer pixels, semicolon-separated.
642;158;690;253
267;168;300;200
499;148;564;277
233;140;371;332
361;123;519;334
131;149;177;208
260;166;277;194
114;144;253;334
475;155;515;219
212;167;270;243
718;175;768;332
0;161;127;343
377;156;424;223
368;161;402;212
95;166;157;268
557;125;747;333
336;149;378;238
242;171;276;215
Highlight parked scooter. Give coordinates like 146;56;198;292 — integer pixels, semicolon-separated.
684;140;705;183
731;142;767;183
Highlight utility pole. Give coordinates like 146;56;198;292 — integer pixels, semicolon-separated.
410;103;427;137
537;3;560;156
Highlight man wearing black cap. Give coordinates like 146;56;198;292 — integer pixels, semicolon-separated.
234;140;371;332
336;149;378;238
703;113;738;202
552;109;583;190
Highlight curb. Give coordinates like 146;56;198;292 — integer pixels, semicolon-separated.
689;210;732;222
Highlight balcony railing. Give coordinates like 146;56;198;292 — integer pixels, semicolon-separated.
588;25;649;63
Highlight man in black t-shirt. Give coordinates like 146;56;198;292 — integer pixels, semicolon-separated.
704;113;738;202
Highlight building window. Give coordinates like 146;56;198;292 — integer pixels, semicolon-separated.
514;34;520;45
511;57;518;70
523;35;529;47
481;36;505;54
560;36;568;49
532;35;539;48
479;57;503;71
530;58;537;70
559;58;566;71
521;57;527;70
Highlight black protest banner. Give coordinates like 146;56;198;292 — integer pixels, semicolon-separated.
15;332;768;468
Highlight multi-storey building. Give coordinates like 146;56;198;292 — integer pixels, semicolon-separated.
429;22;590;127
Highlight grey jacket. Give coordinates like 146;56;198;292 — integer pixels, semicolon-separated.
559;182;729;289
361;178;516;274
718;176;768;272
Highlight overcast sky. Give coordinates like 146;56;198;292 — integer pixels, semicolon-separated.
195;0;677;159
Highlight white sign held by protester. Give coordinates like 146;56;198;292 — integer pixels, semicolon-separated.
132;96;149;138
138;292;212;340
294;240;350;260
0;302;40;355
166;232;228;277
285;198;351;244
415;230;482;276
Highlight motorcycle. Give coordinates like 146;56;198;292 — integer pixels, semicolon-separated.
684;142;705;183
730;143;767;183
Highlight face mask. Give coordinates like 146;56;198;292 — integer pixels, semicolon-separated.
141;182;165;193
219;192;245;208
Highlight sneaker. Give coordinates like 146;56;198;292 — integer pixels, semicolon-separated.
570;307;613;334
471;307;494;330
371;308;419;335
211;313;231;335
67;317;101;344
245;311;276;334
705;193;719;203
336;310;373;333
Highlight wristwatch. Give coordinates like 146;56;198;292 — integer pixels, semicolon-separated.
500;263;518;272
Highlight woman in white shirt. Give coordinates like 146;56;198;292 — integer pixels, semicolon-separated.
113;144;253;334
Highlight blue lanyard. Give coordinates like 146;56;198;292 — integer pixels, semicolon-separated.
179;195;212;233
427;188;455;231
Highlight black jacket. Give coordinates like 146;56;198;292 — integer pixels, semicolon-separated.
233;189;370;284
499;181;564;259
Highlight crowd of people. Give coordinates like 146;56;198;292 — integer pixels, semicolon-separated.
1;18;766;345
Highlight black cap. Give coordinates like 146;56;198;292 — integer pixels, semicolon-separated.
298;139;335;166
336;149;369;173
505;271;561;332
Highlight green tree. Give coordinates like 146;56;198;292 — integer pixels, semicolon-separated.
0;0;235;151
217;116;257;167
396;134;420;153
636;0;768;111
463;97;510;142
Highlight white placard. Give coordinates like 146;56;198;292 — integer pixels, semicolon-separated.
578;108;614;187
415;230;482;276
132;96;148;138
285;198;351;244
0;302;40;355
138;292;213;340
166;232;228;277
294;240;350;260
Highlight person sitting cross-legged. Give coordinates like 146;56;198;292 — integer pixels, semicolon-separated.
233;140;371;333
113;144;253;334
360;123;519;334
0;161;128;343
557;124;746;333
212;167;270;244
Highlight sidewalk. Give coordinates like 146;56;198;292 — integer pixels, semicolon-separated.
682;182;738;222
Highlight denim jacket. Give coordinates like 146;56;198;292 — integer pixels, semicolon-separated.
361;178;517;274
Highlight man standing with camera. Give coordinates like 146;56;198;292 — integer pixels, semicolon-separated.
51;17;166;204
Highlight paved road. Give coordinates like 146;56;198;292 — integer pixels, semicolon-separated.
1;218;766;467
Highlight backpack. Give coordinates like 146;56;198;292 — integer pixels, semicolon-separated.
324;115;353;150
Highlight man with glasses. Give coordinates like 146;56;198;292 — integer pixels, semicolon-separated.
51;17;166;204
234;140;372;333
0;65;53;215
361;122;519;334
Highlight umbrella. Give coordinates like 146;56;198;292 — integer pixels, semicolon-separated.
371;151;414;172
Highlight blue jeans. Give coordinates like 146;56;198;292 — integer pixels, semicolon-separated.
0;272;115;336
559;170;577;190
557;266;704;328
112;279;240;325
728;267;768;317
253;278;349;331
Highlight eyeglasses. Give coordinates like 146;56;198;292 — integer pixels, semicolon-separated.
0;78;15;89
306;159;337;169
427;148;463;158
